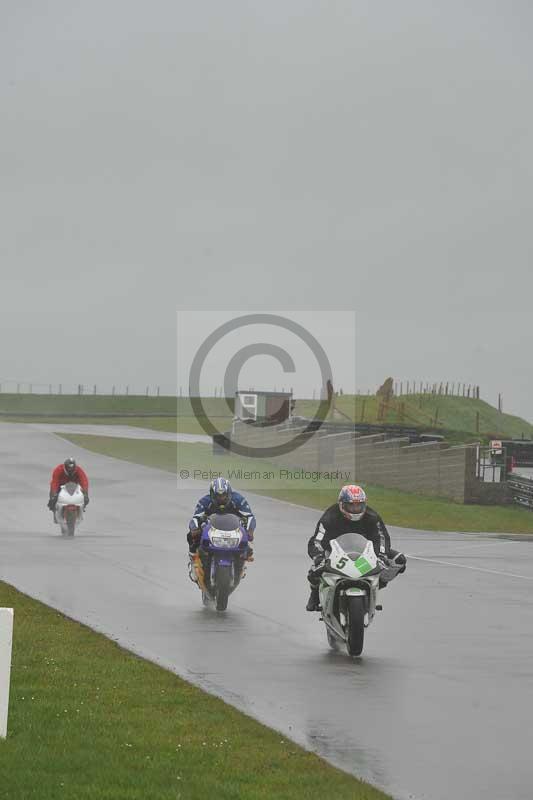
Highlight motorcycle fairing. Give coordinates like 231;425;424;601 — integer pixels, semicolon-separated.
328;538;378;579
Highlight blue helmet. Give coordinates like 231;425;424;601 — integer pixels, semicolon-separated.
210;477;232;510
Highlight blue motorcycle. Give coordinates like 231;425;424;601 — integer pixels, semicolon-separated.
192;513;252;611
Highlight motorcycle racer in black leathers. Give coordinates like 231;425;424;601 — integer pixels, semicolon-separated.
306;484;406;611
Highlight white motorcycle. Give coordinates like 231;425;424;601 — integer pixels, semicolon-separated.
54;482;85;536
318;533;402;657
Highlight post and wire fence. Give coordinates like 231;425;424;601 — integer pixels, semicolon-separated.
392;381;482;400
0;381;163;397
0;379;488;402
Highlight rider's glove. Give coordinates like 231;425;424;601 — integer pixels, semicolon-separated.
83;493;90;508
313;553;325;568
391;552;407;573
241;516;254;536
47;498;55;511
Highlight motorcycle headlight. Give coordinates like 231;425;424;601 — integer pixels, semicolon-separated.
208;529;242;548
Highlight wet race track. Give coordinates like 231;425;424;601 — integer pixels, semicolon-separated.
1;423;532;800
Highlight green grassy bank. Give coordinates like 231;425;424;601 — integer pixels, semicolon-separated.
2;391;532;441
298;394;533;440
0;581;387;800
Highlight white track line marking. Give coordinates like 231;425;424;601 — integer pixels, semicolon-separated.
407;555;533;581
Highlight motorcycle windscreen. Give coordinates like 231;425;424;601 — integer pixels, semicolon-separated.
334;533;371;560
209;513;242;531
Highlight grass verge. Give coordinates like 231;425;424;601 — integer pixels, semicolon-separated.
61;434;533;534
0;581;387;800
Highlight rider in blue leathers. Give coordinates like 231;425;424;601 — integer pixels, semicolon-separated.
187;478;256;579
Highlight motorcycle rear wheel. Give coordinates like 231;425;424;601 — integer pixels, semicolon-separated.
215;565;231;611
346;596;365;656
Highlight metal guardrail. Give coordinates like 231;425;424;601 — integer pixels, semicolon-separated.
508;473;533;510
290;416;447;444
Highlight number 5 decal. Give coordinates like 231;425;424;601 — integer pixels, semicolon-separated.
336;557;348;569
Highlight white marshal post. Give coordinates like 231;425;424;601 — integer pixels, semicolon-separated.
0;608;14;738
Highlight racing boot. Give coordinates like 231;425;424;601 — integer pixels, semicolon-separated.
306;586;320;612
246;546;254;562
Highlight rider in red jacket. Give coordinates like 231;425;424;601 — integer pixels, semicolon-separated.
48;458;90;511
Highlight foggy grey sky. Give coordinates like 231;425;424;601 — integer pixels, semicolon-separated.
177;311;357;398
2;2;533;417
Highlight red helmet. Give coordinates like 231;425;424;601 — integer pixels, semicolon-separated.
338;485;367;521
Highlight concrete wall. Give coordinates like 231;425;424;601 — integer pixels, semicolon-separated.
230;422;503;504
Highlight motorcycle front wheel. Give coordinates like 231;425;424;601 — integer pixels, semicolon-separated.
346;596;365;656
215;564;231;611
65;511;76;537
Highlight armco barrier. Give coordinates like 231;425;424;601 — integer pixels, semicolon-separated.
503;473;531;508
